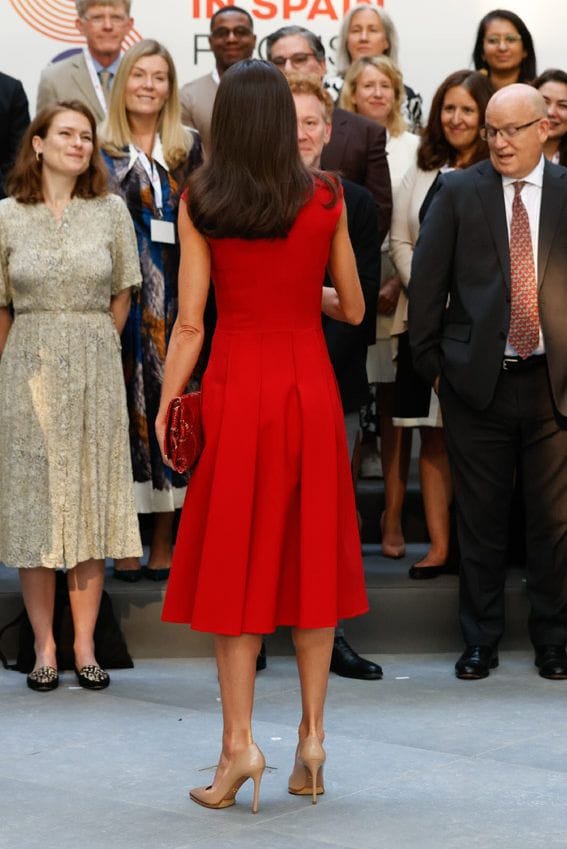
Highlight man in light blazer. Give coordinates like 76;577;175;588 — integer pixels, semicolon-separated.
266;25;392;246
36;0;133;121
179;6;256;155
409;84;567;681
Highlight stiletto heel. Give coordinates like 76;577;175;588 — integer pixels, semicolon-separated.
251;767;263;814
288;735;326;804
190;742;266;813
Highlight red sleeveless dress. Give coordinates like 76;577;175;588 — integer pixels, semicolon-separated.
162;183;368;635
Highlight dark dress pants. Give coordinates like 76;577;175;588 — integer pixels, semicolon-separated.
439;361;567;648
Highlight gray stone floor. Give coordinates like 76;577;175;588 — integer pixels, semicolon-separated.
2;652;567;849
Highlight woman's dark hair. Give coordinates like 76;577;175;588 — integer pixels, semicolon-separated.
417;70;491;171
533;68;567;166
7;100;108;203
189;59;338;239
472;9;536;83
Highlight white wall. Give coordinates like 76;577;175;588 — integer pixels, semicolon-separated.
3;0;566;117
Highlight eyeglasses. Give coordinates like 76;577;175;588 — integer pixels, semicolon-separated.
82;14;129;26
484;35;522;46
271;52;317;69
210;26;253;39
480;117;541;141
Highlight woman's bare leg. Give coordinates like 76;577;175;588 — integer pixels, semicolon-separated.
417;427;453;567
147;511;175;570
19;567;57;670
210;633;263;786
113;556;141;573
292;627;334;741
67;558;105;669
379;384;412;556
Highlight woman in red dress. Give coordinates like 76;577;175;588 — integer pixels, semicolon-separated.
156;60;368;813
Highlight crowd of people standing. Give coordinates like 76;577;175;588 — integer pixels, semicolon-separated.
0;0;567;813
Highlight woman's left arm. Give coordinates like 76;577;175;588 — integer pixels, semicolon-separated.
110;288;132;334
155;198;211;459
0;306;13;355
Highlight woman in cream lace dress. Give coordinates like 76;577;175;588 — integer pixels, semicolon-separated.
0;101;141;691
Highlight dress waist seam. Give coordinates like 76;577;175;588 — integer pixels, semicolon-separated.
214;326;322;335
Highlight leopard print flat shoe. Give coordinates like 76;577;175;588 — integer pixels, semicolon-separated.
27;666;59;692
75;665;110;690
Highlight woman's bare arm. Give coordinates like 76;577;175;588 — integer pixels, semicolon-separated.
0;307;13;355
110;289;132;334
323;204;365;325
155;199;211;457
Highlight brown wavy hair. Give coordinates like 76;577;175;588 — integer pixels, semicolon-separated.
533;68;567;166
417;70;491;171
7;100;108;203
189;59;338;239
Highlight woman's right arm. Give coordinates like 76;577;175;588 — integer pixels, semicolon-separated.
155;199;211;456
324;203;365;325
0;307;13;355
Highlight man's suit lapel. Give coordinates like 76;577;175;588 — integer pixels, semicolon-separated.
475;161;511;291
538;162;567;288
325;110;348;164
70;53;103;120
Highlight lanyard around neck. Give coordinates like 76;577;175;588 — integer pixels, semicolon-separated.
135;148;163;214
83;48;109;116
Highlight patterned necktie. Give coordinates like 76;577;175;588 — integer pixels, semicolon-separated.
508;180;539;359
99;70;112;104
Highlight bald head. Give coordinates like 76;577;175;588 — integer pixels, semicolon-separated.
484;83;549;179
487;83;546;120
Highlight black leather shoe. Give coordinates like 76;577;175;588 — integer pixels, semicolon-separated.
256;641;267;672
455;645;498;680
330;636;382;680
534;645;567;680
113;567;142;583
141;565;170;582
408;562;447;580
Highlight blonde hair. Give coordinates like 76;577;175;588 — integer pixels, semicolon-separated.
99;39;192;169
335;5;399;76
339;56;406;136
287;74;334;123
76;0;132;16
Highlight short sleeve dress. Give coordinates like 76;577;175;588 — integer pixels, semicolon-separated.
162;183;369;635
0;194;143;570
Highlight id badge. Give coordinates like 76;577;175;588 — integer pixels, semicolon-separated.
151;218;176;244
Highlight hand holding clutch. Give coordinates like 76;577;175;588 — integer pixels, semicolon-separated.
163;391;203;474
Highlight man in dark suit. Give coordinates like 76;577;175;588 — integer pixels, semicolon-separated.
288;75;383;680
409;84;567;681
0;71;29;199
266;25;392;245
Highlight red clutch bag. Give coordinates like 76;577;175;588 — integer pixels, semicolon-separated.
163;391;203;474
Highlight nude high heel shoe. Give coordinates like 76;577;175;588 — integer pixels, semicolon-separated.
288;736;325;804
190;742;266;813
